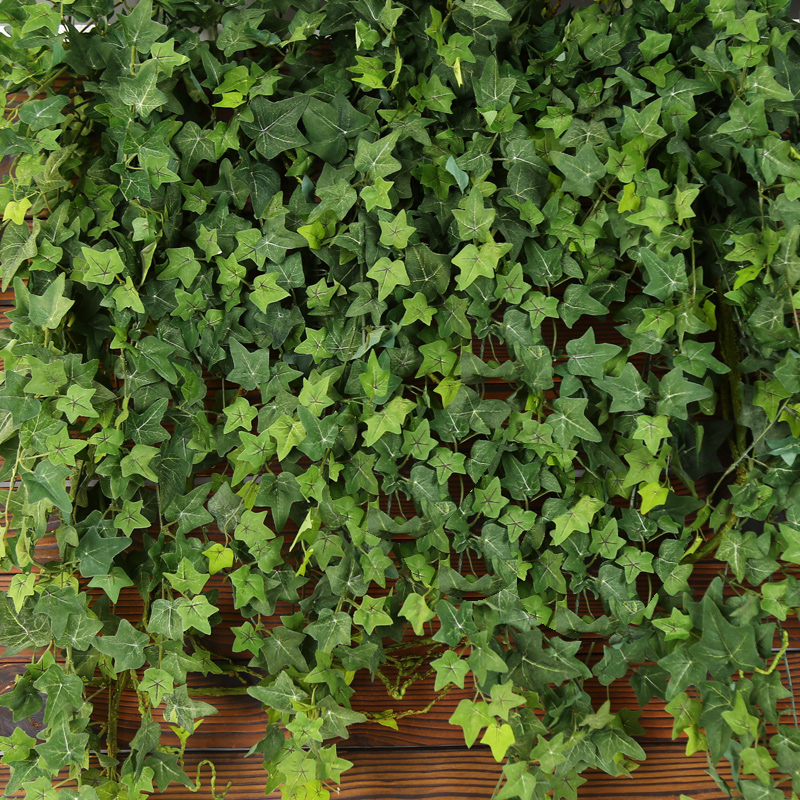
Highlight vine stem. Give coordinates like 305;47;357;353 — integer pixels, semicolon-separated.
489;769;506;799
189;686;252;696
365;684;454;721
193;760;233;800
704;397;791;503
681;508;736;565
107;670;129;767
3;440;23;531
755;629;789;676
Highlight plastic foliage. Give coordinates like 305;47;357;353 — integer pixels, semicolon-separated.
2;0;800;799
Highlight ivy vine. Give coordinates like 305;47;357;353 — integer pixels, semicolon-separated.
2;0;800;799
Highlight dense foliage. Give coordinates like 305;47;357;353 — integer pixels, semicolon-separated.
2;0;800;798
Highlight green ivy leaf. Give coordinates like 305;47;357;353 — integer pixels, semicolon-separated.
632;414;672;455
163;686;218;730
565;328;622;378
549;397;602;447
120;444;160;482
240;96;309;159
366;257;410;300
18;96;69;131
657;368;714;419
552;496;604;546
22;461;72;518
431;650;470;690
690;597;762;679
119;0;167;53
94;619;150;673
457;0;512;22
55;384;98;423
594;363;650;413
453;241;512;290
399;593;436;636
176;594;217;635
550;144;607;197
449;699;493;747
248;671;309;713
34;717;89;772
362;396;416;446
305;609;352;652
227;339;271;391
118;60;169;119
481;722;516;762
639;247;689;299
33;664;85;725
148;599;187;640
28;274;73;329
140;668;175;707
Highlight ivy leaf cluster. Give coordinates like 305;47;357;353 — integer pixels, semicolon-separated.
2;1;800;799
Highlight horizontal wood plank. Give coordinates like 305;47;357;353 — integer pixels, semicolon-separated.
4;649;800;752
0;742;736;799
2;568;797;670
0;69;775;800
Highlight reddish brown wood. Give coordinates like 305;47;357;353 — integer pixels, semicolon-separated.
0;261;783;799
3;646;800;753
2;558;799;665
0;743;737;799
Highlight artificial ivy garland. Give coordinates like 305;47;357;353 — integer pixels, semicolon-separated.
2;0;800;798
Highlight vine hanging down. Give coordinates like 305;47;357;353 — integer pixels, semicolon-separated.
2;1;800;799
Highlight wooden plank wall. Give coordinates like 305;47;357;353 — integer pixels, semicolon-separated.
2;267;797;800
2;22;800;793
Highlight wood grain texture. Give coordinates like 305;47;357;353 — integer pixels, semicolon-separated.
0;84;778;800
0;742;737;800
0;294;784;796
3;649;800;751
2;561;798;668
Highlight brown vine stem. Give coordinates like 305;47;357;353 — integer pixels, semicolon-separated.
365;684;454;721
704;397;791;505
128;669;152;721
717;281;747;470
189;686;251;696
682;281;795;567
376;664;433;701
107;670;129;768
